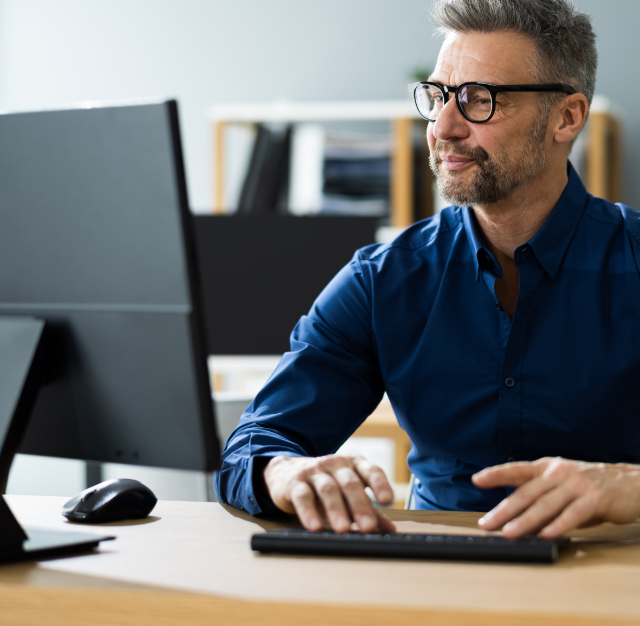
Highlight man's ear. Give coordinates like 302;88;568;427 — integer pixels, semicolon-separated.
553;93;589;145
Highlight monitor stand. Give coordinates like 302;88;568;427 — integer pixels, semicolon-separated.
0;317;114;563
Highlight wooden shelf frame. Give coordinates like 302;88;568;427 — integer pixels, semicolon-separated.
585;97;623;202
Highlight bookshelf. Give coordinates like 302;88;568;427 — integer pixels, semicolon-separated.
210;97;622;227
210;101;422;228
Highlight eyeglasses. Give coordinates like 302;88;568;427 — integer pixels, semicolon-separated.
408;81;576;124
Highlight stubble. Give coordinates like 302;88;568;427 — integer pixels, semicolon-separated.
429;114;550;207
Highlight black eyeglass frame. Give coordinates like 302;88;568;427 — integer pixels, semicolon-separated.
408;81;577;124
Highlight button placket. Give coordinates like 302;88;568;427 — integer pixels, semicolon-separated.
497;256;542;467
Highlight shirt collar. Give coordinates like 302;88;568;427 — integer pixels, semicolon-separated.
526;162;588;278
462;161;588;281
462;206;491;282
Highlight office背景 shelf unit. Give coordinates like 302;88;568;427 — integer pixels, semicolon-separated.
210;96;623;226
210;100;423;228
583;96;622;202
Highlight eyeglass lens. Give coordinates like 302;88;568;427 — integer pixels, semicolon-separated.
415;84;493;122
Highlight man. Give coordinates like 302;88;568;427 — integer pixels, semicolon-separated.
215;0;640;539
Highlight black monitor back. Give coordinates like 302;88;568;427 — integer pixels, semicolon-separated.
193;215;379;355
0;101;219;472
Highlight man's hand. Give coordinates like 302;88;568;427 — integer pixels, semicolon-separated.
263;454;396;534
473;457;640;538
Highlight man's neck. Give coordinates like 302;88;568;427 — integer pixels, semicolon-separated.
471;161;569;263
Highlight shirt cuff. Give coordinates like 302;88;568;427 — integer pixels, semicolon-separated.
244;453;303;517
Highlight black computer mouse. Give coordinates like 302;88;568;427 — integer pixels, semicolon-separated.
62;478;157;523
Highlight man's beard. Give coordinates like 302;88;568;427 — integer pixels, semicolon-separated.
429;115;549;207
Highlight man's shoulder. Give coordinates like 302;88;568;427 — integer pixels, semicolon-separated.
356;206;464;264
616;203;640;245
584;195;640;244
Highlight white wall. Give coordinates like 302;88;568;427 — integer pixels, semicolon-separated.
0;0;442;211
1;1;636;209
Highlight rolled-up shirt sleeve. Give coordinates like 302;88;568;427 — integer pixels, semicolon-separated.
214;250;385;515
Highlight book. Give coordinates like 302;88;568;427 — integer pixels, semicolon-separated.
288;124;325;215
237;123;292;214
320;130;392;217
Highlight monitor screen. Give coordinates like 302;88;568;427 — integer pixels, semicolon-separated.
0;100;220;473
194;215;379;355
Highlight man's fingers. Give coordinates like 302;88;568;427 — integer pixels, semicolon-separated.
473;462;542;489
289;481;323;531
501;486;577;537
310;473;351;533
478;474;559;530
353;456;394;505
268;454;397;534
333;467;379;533
540;494;598;538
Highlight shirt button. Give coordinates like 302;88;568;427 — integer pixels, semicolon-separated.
504;377;516;388
507;457;516;463
495;302;503;311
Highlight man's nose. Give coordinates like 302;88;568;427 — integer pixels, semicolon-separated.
432;96;471;142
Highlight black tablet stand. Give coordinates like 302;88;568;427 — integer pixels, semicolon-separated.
0;317;112;563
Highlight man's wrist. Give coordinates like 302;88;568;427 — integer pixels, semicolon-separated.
249;455;296;516
262;455;288;487
252;456;273;503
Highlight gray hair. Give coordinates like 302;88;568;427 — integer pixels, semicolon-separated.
430;0;598;107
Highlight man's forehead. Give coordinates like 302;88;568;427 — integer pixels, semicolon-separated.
431;30;536;86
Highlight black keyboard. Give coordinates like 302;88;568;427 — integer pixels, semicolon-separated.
251;529;569;563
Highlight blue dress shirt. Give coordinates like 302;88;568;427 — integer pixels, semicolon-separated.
214;163;640;514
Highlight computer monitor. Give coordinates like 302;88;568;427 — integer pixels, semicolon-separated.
0;100;219;561
193;215;380;355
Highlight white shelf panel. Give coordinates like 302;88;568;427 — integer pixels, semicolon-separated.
210;100;421;122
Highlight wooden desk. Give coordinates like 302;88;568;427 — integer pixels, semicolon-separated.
2;496;640;626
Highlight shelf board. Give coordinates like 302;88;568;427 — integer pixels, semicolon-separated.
210;100;421;123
